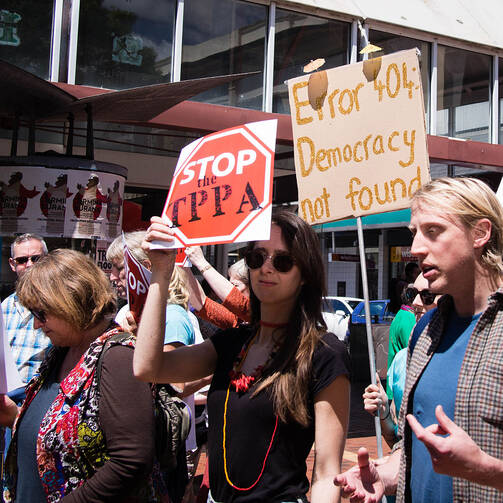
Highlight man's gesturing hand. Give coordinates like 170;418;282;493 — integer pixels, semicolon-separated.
333;447;385;502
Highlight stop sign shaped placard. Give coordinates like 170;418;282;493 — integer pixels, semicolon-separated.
161;120;277;247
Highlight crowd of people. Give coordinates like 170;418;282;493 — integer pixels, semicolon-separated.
0;175;502;503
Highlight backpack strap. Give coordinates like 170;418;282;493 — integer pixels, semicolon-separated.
96;332;132;384
409;308;436;355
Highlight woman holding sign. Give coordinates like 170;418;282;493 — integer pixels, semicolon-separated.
134;210;350;503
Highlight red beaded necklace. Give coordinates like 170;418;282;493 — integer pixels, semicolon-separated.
224;331;280;491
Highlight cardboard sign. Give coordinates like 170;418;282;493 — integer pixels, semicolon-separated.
158;120;277;248
123;237;152;320
288;49;430;224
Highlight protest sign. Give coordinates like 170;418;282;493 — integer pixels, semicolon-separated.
288;49;430;224
0;304;23;393
123;236;152;320
175;248;191;267
158;120;277;248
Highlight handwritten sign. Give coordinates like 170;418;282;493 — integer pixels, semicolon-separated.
288;49;430;223
157;120;277;248
123;236;152;320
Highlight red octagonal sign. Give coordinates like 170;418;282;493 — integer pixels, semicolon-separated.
161;120;277;246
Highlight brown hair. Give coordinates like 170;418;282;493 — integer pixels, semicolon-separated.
17;249;116;331
249;209;327;427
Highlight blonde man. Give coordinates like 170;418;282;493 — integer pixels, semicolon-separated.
336;177;503;502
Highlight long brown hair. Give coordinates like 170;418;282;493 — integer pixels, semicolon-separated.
249;209;327;426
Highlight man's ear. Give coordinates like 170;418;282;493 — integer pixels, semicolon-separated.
8;257;16;273
142;258;152;271
472;218;492;249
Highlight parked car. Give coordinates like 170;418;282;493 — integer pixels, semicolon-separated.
350;299;395;325
322;296;363;343
323;296;363;316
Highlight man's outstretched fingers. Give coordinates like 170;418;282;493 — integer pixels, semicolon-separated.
435;404;455;434
407;414;443;457
357;447;371;468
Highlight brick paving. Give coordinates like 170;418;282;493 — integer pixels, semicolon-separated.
193;380;392;501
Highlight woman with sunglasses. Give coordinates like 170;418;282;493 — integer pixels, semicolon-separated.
363;273;441;448
1;249;169;503
134;210;350;503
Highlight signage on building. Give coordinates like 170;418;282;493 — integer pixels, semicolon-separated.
390;246;418;263
159;120;277;247
288;49;430;224
0;10;21;47
328;253;360;262
95;240;113;276
0;166;124;239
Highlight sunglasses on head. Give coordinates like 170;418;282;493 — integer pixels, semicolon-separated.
405;287;436;306
13;254;42;265
245;248;295;273
30;308;47;324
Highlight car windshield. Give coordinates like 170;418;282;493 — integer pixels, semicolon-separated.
369;302;386;315
347;300;360;310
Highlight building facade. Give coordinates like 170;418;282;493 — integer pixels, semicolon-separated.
2;0;503;297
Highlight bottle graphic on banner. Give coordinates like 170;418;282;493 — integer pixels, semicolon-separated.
106;180;123;237
73;175;107;236
40;174;73;236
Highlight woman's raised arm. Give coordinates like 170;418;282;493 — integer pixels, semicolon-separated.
133;217;218;383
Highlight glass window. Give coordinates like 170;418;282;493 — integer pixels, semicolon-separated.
181;0;267;110
72;122;199;157
76;0;176;89
369;30;430;129
437;45;491;142
273;9;350;114
0;0;53;79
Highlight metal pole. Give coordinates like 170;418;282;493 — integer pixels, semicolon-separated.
356;216;384;460
66;113;74;156
10;115;19;157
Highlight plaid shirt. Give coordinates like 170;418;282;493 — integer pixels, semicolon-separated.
2;293;51;384
395;290;503;503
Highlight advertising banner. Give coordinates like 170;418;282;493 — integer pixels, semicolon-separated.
288;49;430;224
0;166;125;239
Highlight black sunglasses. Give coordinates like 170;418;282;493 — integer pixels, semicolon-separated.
13;254;42;265
30;308;47;324
405;287;436;306
245;248;295;273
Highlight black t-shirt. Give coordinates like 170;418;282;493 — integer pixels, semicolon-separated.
207;326;350;503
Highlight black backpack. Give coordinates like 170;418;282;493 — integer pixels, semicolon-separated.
96;333;191;471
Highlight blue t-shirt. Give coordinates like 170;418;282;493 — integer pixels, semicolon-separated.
410;311;481;503
164;304;195;346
